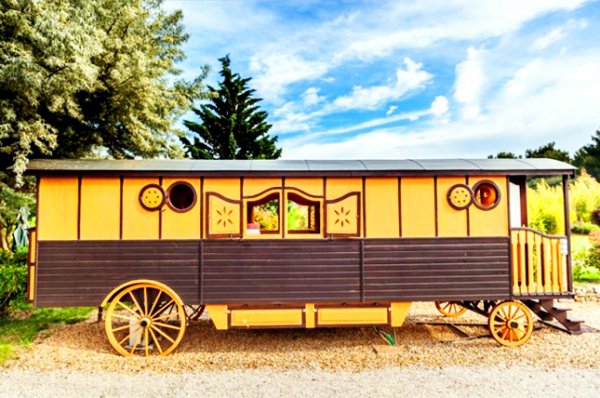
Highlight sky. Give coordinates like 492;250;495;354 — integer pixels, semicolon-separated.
163;0;600;160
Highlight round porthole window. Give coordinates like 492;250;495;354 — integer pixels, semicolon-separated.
139;184;166;211
167;181;197;212
447;184;473;210
473;180;501;210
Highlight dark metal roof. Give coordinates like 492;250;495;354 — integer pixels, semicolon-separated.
26;158;576;176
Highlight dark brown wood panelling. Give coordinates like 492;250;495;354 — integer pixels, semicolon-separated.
202;240;361;303
364;237;510;301
36;240;200;307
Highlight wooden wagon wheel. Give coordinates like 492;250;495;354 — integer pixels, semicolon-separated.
104;281;186;357
435;301;467;318
488;301;533;347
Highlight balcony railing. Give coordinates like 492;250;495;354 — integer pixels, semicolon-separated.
510;227;570;296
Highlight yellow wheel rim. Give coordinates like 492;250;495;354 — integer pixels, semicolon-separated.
104;282;186;357
435;301;467;318
488;301;533;347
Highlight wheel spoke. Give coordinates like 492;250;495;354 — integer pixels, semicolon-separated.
153;321;182;331
118;329;136;346
117;301;139;317
149;326;163;354
129;291;144;315
129;327;143;354
151;324;175;344
148;290;162;318
151;299;174;318
144;328;149;357
111;313;138;321
144;287;148;317
111;324;131;333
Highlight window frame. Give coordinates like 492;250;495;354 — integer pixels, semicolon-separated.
166;181;198;213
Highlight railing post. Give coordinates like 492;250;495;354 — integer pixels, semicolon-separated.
562;175;573;292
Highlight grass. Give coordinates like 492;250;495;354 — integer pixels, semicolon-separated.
571;233;592;253
0;304;92;364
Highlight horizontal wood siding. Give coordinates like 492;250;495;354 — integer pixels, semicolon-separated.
36;241;200;306
364;238;510;301
201;240;361;303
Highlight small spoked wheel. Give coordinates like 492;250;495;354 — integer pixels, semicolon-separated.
488;301;533;347
104;281;186;357
435;301;467;318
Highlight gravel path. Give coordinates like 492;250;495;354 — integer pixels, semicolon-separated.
1;366;599;398
2;301;599;397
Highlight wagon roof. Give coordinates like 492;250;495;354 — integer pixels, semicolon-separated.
26;158;576;176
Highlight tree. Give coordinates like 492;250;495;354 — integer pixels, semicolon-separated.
0;0;207;182
524;142;571;163
487;152;520;159
181;55;281;160
573;130;600;180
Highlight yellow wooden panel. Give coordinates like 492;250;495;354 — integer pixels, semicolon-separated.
390;302;411;327
285;178;323;196
326;178;362;237
317;307;388;325
326;194;360;235
437;177;468;237
401;177;435;237
326;178;362;198
28;229;37;264
204;178;240;198
38;177;78;240
205;305;228;330
27;265;35;302
162;177;201;239
305;303;316;328
365;178;399;238
122;178;159;240
79;177;120;240
204;178;241;238
208;195;241;237
243;178;281;197
469;176;508;237
230;309;303;327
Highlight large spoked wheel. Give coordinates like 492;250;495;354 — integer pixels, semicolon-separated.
435;301;467;318
104;281;186;357
488;301;533;347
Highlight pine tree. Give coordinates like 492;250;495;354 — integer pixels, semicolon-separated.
182;56;281;160
573;130;600;180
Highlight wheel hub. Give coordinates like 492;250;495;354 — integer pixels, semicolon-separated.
509;320;519;329
140;317;151;328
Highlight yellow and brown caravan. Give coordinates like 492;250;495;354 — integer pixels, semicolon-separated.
26;158;578;356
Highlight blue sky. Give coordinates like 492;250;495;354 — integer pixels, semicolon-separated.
163;0;600;159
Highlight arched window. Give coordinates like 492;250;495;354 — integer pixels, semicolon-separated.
246;192;280;233
287;193;320;234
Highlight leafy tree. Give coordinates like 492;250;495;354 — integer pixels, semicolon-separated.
573;130;600;180
524;142;571;163
182;55;281;160
487;152;520;159
0;0;207;182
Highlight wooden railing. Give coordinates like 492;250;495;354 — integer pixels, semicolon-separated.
510;228;570;296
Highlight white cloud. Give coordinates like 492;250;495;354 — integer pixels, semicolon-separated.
530;18;588;51
330;58;431;111
530;28;567;50
249;54;329;103
453;47;486;120
281;51;600;159
302;87;324;107
386;106;398;116
430;96;449;117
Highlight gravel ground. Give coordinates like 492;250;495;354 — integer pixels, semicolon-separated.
1;366;599;398
2;300;599;397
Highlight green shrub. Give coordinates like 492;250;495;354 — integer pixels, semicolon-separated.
573;265;600;282
571;222;600;235
0;248;28;316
